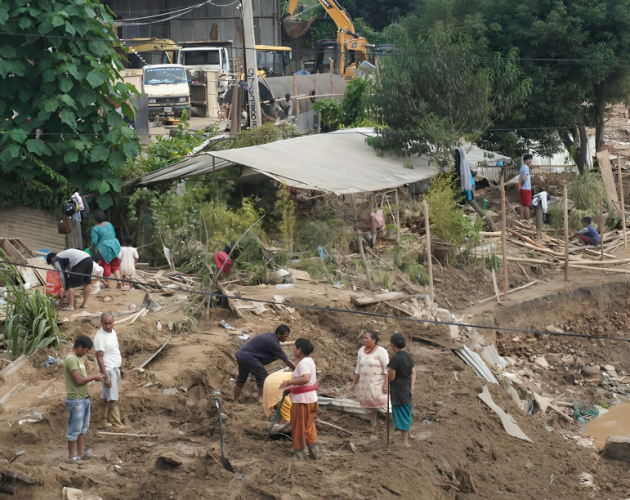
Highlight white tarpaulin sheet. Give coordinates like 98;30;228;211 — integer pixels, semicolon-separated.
123;128;439;194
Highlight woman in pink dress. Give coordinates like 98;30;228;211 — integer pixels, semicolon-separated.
351;330;389;426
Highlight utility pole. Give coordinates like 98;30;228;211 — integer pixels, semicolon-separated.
241;0;262;128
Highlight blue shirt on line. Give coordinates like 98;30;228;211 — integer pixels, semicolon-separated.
519;164;531;190
236;332;288;366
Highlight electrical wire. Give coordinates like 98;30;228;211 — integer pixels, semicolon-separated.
1;31;629;64
119;0;212;22
1;258;628;343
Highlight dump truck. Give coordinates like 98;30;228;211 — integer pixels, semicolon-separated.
142;64;191;119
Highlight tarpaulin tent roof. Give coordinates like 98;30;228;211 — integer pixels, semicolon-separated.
122;128;440;194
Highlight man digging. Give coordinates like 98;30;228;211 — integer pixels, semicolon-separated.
233;325;296;403
95;311;127;430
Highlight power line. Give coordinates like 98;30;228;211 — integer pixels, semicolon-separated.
0;257;627;343
1;31;629;64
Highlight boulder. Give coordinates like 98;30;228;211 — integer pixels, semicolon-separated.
604;364;616;372
603;435;630;461
545;325;563;333
435;308;452;323
534;357;550;368
582;365;601;377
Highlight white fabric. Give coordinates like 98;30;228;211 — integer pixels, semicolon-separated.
119;247;139;277
290;357;317;404
354;345;389;408
94;328;122;370
531;191;549;213
458;147;473;193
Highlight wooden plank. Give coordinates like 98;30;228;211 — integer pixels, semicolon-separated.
287;268;311;281
596;150;621;214
26;257;53;286
1;469;43;485
478;280;538;304
218;282;243;318
10;238;37;258
351;291;408;307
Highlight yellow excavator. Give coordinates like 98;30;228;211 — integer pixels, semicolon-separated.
287;0;373;80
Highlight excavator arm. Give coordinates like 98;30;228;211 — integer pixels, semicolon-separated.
288;0;354;33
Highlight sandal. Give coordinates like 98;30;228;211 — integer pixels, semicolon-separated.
66;456;82;463
81;449;93;460
79;305;89;309
60;307;75;311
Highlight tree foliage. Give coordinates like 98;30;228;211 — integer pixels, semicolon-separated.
0;0;139;210
369;25;532;164
414;0;630;173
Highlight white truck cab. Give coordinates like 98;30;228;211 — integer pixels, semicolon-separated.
175;43;231;98
142;64;191;118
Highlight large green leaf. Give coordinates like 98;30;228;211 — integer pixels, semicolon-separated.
96;192;114;210
64;150;78;164
0;144;21;161
59;76;73;93
26;139;48;155
86;70;107;88
10;129;27;144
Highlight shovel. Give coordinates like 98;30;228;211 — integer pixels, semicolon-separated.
265;392;287;442
214;397;234;473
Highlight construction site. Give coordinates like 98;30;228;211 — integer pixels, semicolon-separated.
6;0;630;498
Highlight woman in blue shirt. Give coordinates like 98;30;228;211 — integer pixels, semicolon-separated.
91;211;122;288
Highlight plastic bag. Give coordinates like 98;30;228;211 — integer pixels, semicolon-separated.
45;270;63;297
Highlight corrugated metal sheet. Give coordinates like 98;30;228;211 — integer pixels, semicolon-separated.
0;207;66;253
454;346;499;384
122;127;440;193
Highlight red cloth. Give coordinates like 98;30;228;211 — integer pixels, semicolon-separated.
519;189;532;207
289;383;319;395
214;251;233;276
100;258;120;277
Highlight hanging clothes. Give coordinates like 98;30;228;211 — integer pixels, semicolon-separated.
531;192;550;213
214;251;233;275
457;147;475;201
71;192;84;211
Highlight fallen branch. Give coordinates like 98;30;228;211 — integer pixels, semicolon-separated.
316;419;354;436
478;280;538;304
98;432;158;438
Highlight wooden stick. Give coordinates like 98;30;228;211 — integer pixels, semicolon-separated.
619;158;628;250
599;179;604;260
423;200;433;302
130;307;148;325
508;238;565;258
316;419;355;436
478;280;538;304
491;269;501;304
137;336;171;370
97;432;158;438
563;183;569;282
501;175;508;300
567;264;630;274
505;227;546;249
507;257;557;266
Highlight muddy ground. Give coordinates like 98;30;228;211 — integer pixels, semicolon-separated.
3;267;630;500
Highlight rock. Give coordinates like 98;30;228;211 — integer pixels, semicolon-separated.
582;365;601;377
435;308;451;322
603;435;630;461
545;325;563;333
534;357;550;368
604;364;616;372
163;388;178;396
159;452;186;466
102;296;112;303
449;325;460;339
589;452;601;461
369;435;377;442
524;460;534;469
62;487;104;500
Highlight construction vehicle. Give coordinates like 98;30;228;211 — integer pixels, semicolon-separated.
255;45;293;78
287;0;373;80
124;38;181;69
142;64;191;120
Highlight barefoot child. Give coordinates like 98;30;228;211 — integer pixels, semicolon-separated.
388;333;416;447
64;335;103;462
279;338;319;460
119;235;139;291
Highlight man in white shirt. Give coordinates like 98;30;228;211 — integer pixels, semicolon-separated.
94;312;126;429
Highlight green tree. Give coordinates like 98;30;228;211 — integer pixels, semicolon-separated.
415;0;630;173
0;0;139;210
344;0;415;31
368;25;532;164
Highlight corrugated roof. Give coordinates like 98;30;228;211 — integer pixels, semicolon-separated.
0;207;66;253
123;128;440;194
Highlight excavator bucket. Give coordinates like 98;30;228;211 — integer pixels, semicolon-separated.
282;17;316;39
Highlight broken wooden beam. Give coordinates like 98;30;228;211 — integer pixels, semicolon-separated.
351;292;409;307
1;469;43;485
137;337;171;371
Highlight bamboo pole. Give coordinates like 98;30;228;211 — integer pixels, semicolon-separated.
330;59;334;93
500;175;508;300
423;199;434;302
563;184;569;282
618;158;628;250
599;179;604;260
293;73;299;118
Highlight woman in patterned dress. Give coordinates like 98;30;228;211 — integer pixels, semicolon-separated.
351;330;389;426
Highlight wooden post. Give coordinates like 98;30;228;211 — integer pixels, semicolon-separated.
293;73;299;118
314;72;318;100
500;175;508;300
394;190;400;242
330;60;334;94
618;158;628;250
423;199;434;302
563;184;569;282
212;155;216;187
599;179;604;260
357;231;374;290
